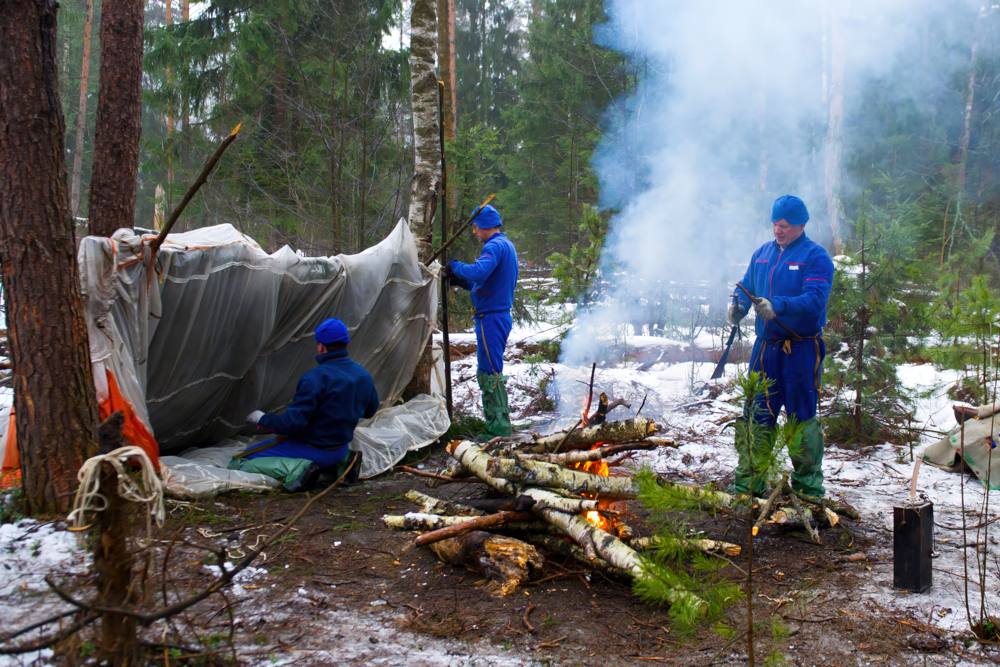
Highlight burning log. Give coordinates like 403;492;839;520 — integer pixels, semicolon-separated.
515;441;665;465
429;531;543;596
486;455;637;498
524;417;659;454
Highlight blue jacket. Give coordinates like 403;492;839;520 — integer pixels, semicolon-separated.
258;349;379;448
449;232;518;314
735;233;834;340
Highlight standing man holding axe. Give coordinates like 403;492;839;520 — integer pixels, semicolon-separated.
445;204;518;440
727;195;835;497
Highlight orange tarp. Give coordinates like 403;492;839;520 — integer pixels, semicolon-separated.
0;369;159;489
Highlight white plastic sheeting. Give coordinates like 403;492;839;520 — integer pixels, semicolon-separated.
78;220;448;488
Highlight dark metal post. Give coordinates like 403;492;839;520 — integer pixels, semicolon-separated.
437;81;453;418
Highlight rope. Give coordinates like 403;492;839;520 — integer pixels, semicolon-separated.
66;446;165;532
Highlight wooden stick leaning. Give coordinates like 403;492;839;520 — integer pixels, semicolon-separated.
752;473;788;537
414;511;535;547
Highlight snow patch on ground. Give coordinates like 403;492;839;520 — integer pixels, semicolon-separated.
0;519;87;667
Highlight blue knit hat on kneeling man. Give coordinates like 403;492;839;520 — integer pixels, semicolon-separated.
771;195;810;226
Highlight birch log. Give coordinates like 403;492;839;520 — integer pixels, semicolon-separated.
404;490;483;516
487;456;637;497
632;536;742;558
524;417;659;453
414;510;534;546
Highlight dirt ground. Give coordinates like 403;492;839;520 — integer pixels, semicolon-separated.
153;446;1000;667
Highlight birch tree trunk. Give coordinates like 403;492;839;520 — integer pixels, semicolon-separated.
88;0;144;237
405;0;440;397
0;0;101;515
823;3;845;255
408;0;440;261
69;0;95;220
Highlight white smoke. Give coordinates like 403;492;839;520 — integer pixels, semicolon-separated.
558;0;977;380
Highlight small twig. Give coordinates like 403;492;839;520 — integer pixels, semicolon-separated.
397;465;476;484
535;635;567;650
636;393;648;417
522;602;537;634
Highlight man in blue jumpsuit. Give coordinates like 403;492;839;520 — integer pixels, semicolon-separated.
728;195;834;497
235;317;380;490
447;204;519;439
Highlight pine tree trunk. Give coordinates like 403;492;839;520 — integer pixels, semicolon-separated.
438;0;458;211
823;4;845;255
165;0;175;213
69;0;95;220
88;0;144;237
0;0;101;516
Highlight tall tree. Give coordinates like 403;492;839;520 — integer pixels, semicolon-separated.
0;0;100;514
408;0;440;261
69;0;95;220
438;0;458;211
88;0;144;237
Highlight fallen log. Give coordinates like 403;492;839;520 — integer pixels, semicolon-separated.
384;511;554;535
414;511;534;547
632;535;742;558
430;531;543;596
523;417;659;453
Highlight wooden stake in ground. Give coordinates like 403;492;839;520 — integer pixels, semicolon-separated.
94;460;138;664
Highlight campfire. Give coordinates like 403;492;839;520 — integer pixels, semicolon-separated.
387;373;858;598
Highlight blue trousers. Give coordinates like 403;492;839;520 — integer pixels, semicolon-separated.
242;438;349;469
474;311;512;374
748;337;825;425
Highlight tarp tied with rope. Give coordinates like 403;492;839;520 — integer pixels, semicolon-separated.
65;220;448;492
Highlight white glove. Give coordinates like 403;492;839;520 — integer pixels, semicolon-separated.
753;298;777;321
246;410;265;424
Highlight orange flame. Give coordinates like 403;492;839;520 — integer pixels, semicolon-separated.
575;442;611;530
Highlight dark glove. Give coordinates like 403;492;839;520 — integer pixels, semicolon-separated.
727;301;748;326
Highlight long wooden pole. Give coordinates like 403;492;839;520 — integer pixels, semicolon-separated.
428;192;495;264
149;122;242;254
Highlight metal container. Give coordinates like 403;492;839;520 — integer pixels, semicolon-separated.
893;500;933;593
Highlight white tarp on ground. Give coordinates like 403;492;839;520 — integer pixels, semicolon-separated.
78;220;448;487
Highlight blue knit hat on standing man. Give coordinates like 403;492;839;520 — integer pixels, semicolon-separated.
771;195;810;226
471;204;503;229
315;318;350;345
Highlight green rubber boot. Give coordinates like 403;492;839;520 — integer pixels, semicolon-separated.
731;421;774;496
790;418;825;498
477;373;513;439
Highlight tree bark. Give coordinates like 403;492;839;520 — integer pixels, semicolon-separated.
69;0;95;220
407;0;440;262
95;460;138;664
88;0;144;237
0;0;101;515
437;0;458;211
404;0;440;397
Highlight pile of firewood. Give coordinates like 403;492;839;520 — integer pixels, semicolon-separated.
386;414;746;595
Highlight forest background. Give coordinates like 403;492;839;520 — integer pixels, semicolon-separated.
56;0;1000;444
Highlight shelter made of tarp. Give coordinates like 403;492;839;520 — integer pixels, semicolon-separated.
1;220;448;490
922;401;999;490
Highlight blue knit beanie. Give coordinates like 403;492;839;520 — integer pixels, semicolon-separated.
315;318;350;345
471;204;502;229
771;195;809;226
